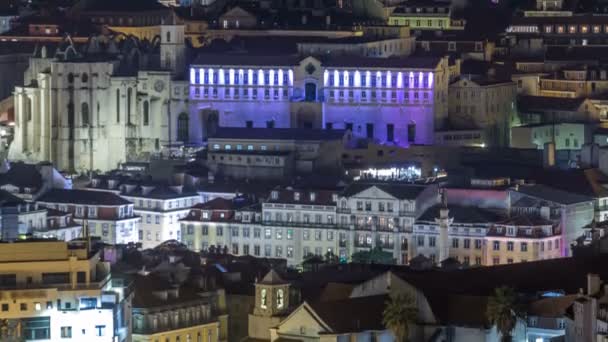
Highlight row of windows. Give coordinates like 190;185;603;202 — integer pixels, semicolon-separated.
191;68;292;86
192;87;290;100
134;198;196;210
139;229;180;242
417;236;561;251
327;90;432;104
543;24;608;34
193;241;344;259
326;70;433;88
185;225;341;241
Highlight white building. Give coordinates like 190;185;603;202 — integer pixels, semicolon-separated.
36;189;140;245
9;24;188;173
119;184;201;249
181;182;440;266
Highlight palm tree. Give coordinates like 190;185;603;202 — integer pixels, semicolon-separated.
487;286;523;342
383;292;418;342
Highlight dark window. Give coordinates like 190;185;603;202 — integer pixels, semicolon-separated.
116;89;120;123
23;317;50;340
177;113;189;142
266;120;275;128
366;123;374;139
246;120;253;128
326;122;333;130
81;102;89;126
1;303;8;311
42;272;70;285
407;123;416;143
387;124;394;142
0;274;16;287
127;88;133;124
77;272;86;283
345;122;353;131
143;101;149;126
305;83;317;102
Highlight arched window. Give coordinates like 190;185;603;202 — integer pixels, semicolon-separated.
177;113;189;142
260;288;267;309
276;289;284;309
127;88;132;124
25;97;32;122
143;101;149;126
81;102;89;126
116;89;120;123
165;52;171;69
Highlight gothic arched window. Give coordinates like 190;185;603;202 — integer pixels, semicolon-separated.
127;88;132;124
177;113;189;142
277;289;284;309
260;288;267;309
143;101;149;126
81;102;89;126
116;89;120;123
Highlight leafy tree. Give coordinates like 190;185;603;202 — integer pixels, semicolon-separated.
487;286;523;342
351;246;394;264
382;292;417;342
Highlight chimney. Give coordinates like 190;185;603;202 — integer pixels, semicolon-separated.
587;273;601;295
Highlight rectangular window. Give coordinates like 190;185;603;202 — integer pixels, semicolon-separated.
463;239;470;249
387;124;394;142
521;242;528;252
493;241;500;251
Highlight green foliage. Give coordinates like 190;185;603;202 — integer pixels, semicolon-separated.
382;292;417;342
486;286;524;342
351;246;395;264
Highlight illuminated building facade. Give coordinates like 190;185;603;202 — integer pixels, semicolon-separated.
388;1;466;31
188;54;451;146
37;189;141;245
0;240;132;341
131;274;227;342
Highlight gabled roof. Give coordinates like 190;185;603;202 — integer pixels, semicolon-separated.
259;269;288;285
417;204;504;223
38;189;132;206
306;295;388;334
341;182;429;200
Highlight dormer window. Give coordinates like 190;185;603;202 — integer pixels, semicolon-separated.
310;192;316;202
294;192;300;201
202;212;209;219
220;213;225;218
332;194;338;203
271;191;279;200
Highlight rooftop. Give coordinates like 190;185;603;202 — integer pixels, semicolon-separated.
38;189;132;206
417;204;504;223
341;181;430;200
513;184;594;205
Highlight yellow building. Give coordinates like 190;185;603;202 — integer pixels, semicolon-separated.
131;273;228;342
388;2;465;31
0;240;131;341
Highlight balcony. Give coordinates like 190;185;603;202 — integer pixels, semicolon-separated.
337;208;351;214
262;220;339;229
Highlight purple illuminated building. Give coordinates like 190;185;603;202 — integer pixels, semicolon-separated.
187;54;451;146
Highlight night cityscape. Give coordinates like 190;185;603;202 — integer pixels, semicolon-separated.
1;0;608;341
